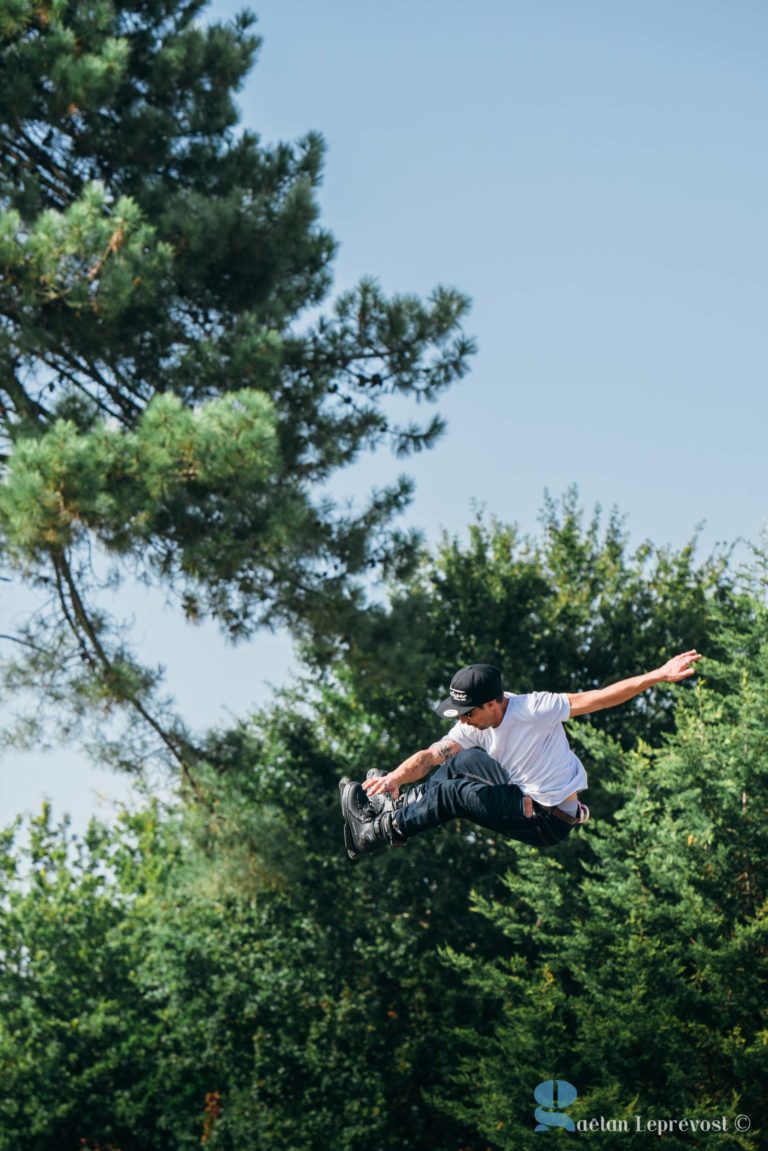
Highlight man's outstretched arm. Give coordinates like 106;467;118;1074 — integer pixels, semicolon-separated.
567;649;701;718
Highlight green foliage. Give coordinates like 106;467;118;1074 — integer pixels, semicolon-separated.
0;506;756;1151
435;609;768;1149
0;806;172;1151
0;179;170;322
0;781;485;1151
0;0;474;773
307;489;736;852
352;489;732;740
0;390;279;559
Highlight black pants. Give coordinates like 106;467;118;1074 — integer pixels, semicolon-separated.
395;748;574;848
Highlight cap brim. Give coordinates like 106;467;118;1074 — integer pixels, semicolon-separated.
433;697;475;720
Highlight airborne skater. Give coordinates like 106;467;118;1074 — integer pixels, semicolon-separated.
339;650;701;859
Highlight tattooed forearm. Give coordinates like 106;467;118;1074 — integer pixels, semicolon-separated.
386;740;463;790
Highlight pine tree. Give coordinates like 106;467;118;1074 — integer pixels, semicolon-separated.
0;0;474;778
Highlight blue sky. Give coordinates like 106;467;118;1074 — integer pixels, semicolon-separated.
2;0;767;831
229;0;767;549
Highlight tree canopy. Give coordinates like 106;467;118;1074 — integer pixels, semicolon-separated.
435;594;768;1150
0;537;762;1151
0;0;474;778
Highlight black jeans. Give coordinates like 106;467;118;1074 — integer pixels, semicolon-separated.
395;747;574;849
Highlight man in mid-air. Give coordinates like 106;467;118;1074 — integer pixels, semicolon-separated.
339;650;700;858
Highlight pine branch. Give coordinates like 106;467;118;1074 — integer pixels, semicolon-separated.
0;632;49;654
1;373;48;424
51;548;208;804
39;359;124;421
57;350;144;421
1;131;75;208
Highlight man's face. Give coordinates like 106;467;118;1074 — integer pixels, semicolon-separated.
461;698;503;730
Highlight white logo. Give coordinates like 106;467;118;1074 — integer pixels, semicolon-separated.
444;708;459;717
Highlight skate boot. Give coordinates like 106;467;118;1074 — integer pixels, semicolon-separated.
339;777;406;861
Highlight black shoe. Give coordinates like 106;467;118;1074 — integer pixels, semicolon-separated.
339;777;405;860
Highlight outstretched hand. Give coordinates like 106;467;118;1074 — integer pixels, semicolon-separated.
657;649;701;683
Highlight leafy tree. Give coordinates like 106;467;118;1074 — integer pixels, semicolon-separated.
327;488;734;740
0;505;749;1151
434;594;768;1150
0;773;488;1151
0;806;175;1151
308;488;738;850
0;0;473;779
166;497;741;1149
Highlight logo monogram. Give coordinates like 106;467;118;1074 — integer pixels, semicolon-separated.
533;1080;577;1132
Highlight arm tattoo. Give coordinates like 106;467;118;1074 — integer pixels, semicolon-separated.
429;738;460;764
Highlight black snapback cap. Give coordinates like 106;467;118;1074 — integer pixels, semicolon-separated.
434;664;503;720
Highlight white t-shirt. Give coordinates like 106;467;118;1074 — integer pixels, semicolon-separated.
447;691;587;807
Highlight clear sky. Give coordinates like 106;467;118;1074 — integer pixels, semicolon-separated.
2;0;767;832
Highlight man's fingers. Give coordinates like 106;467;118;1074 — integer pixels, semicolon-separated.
363;777;399;799
672;651;701;679
660;650;702;683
